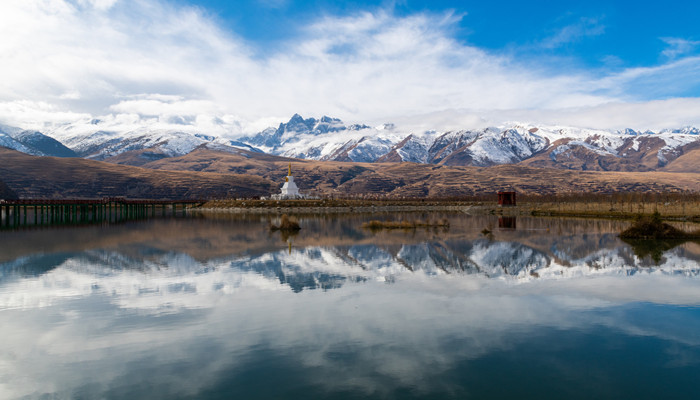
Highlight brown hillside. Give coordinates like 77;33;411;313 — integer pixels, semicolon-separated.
0;178;18;200
520;139;653;172
103;148;171;166
0;147;275;199
139;148;700;196
662;142;700;172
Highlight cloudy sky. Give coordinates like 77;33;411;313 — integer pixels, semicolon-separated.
2;0;700;134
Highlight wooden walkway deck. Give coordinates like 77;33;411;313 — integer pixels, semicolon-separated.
0;198;205;229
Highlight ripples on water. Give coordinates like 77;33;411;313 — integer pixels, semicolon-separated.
1;214;699;399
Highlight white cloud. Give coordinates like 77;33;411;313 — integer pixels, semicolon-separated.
661;37;700;60
0;0;698;134
75;0;118;10
481;98;700;131
59;90;82;100
540;17;605;49
109;98;222;117
0;100;91;129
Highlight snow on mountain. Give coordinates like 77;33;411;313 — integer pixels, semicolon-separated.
243;114;348;149
0;124;76;157
504;125;700;170
9;130;77;157
62;129;211;159
0;131;34;155
239;113;386;162
659;126;700;135
1;136;33;156
428;127;550;166
41;115;253;160
2;113;700;170
238;116;700;169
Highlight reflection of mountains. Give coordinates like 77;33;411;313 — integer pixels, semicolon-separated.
316;238;699;281
231;237;700;291
2;241;699;314
3;215;700;297
3;236;700;292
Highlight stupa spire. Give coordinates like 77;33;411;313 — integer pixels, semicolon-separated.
272;163;303;200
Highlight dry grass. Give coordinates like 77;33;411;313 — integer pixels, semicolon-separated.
142;148;700;198
524;198;700;220
0;148;275;199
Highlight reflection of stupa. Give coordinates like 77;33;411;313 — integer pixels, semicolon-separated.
271;163;305;200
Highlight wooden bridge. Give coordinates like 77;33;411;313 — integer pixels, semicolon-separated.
0;198;205;229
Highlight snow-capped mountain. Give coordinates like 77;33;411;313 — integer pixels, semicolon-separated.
236;116;700;170
0;124;76;157
45;120;259;160
9;114;256;161
238;117;700;171
239;114;385;161
239;115;558;165
2;114;699;171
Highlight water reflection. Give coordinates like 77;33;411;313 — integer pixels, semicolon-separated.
1;215;699;399
2;216;699;289
621;237;700;264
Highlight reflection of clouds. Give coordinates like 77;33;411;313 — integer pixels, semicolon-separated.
1;242;700;398
1;241;700;312
1;271;699;399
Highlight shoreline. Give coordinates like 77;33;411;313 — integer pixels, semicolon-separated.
196;204;473;215
196;199;700;222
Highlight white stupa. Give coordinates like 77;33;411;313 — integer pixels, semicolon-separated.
272;163;304;199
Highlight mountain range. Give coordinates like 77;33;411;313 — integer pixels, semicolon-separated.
2;114;700;172
1;114;700;199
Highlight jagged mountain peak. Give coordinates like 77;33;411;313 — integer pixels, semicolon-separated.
2;114;700;172
284;113;307;127
280;113;346;135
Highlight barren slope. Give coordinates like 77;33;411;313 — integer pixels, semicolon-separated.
661;142;700;172
0;178;18;199
141;148;700;196
0;148;276;199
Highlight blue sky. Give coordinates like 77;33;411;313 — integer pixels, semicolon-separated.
187;0;700;72
1;0;699;133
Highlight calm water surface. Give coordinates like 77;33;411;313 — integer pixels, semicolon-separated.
1;213;699;399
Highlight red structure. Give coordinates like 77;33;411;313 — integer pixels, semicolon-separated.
497;191;516;206
498;216;517;230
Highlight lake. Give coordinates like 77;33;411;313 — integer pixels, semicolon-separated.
1;212;699;399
